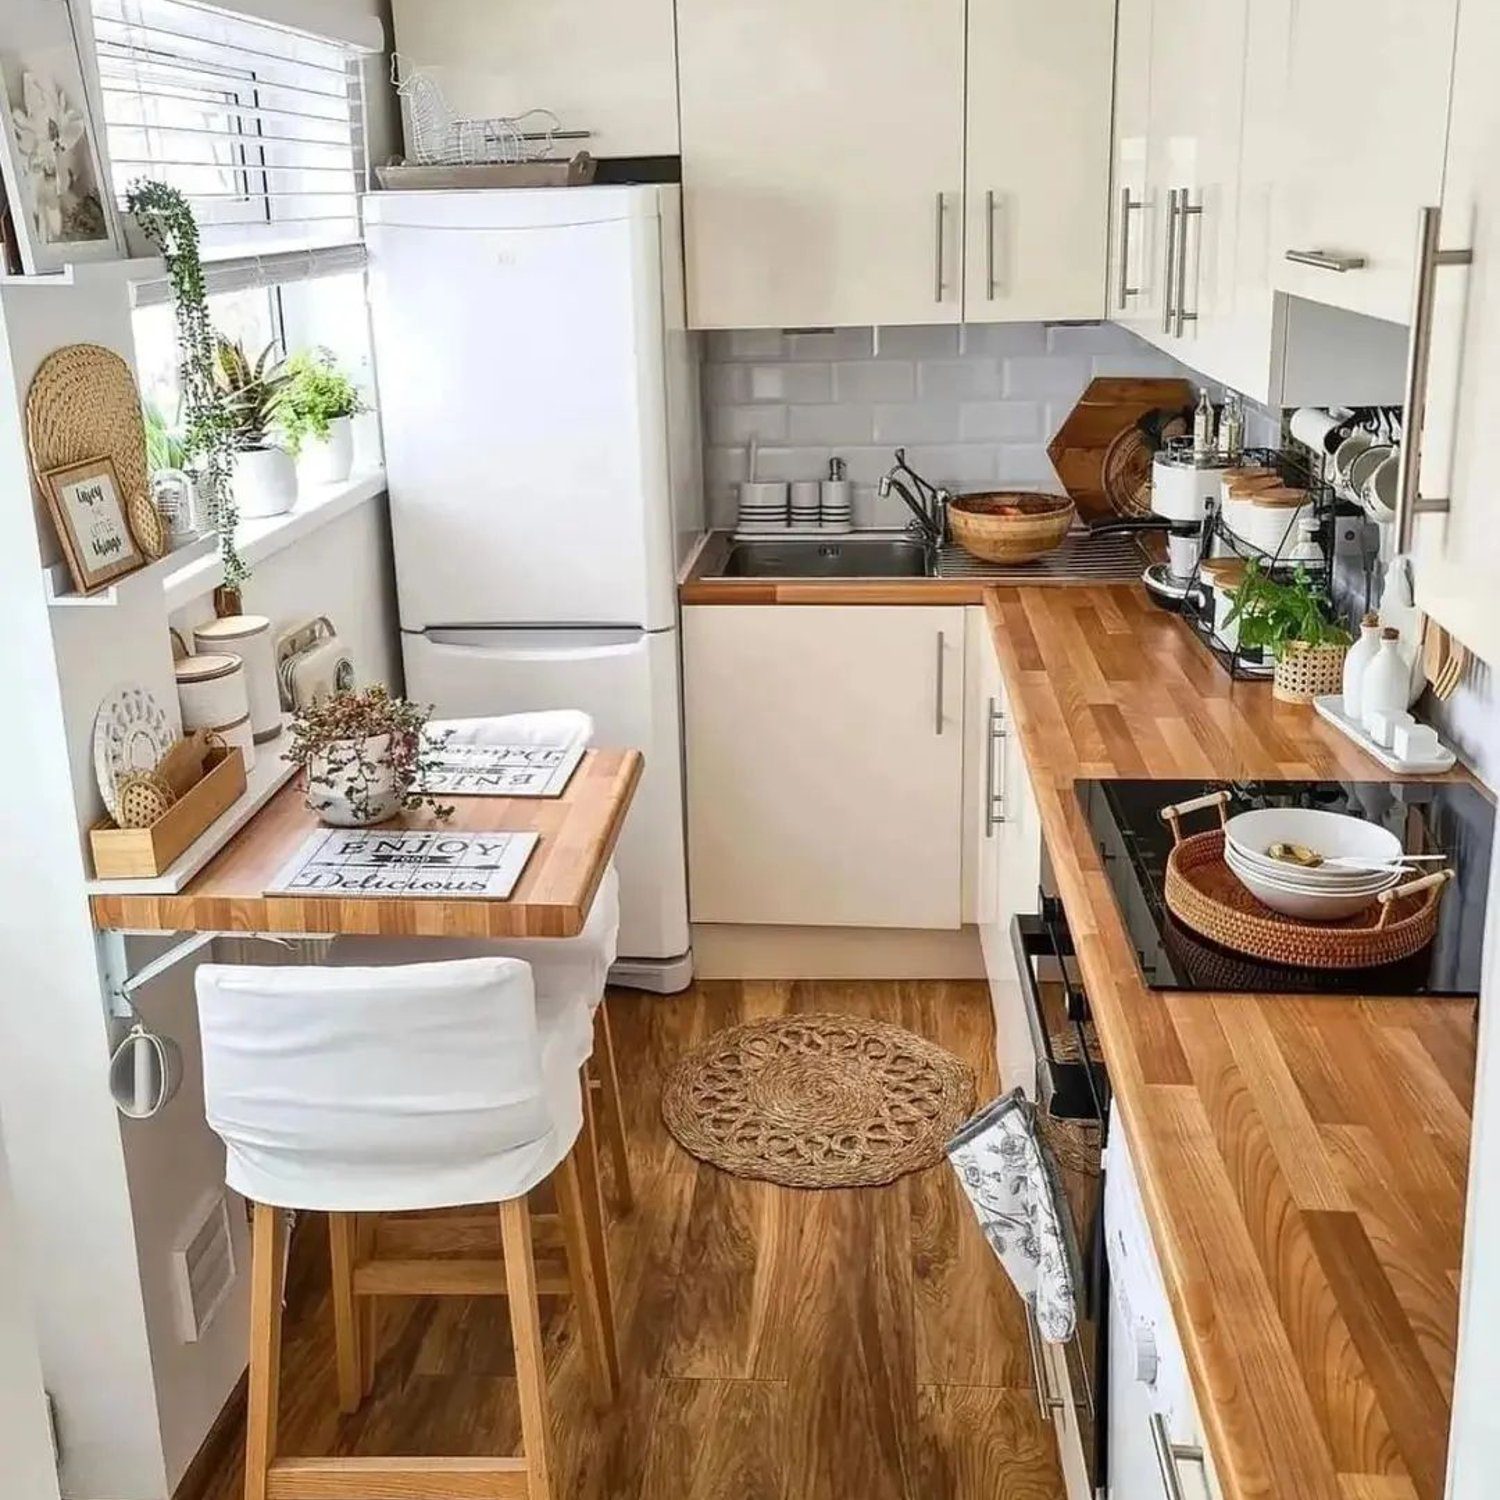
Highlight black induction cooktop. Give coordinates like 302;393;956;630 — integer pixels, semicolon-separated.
1078;779;1492;996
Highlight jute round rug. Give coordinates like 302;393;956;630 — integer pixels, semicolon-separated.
660;1013;977;1188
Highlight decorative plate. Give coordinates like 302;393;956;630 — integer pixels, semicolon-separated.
93;686;174;819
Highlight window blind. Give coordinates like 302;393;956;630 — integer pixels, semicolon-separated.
91;0;369;262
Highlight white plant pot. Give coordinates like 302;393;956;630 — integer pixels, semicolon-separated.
297;415;355;487
233;445;298;518
305;732;404;826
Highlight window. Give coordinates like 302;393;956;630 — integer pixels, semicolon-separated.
92;0;367;259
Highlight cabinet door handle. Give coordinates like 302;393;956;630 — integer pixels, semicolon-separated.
1174;188;1203;338
934;192;947;303
986;189;999;300
1395;204;1473;551
1161;189;1179;334
1149;1412;1206;1500
1117;186;1142;308
1024;1306;1067;1419
985;700;1008;834
1284;247;1368;272
934;631;946;735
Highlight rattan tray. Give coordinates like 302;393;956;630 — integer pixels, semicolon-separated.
1159;792;1451;971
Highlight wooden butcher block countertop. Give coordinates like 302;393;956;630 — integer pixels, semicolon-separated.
986;585;1478;1500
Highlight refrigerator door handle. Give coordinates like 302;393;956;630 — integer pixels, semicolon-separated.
423;627;648;659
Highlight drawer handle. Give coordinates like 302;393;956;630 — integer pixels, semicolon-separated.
1117;186;1142;308
1161;189;1179;333
934;630;946;736
1149;1412;1205;1500
934;192;947;303
1174;188;1202;338
1284;247;1368;272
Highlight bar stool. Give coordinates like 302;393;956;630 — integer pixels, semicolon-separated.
197;956;618;1500
332;709;633;1213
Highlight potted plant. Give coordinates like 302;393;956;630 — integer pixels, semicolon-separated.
213;336;297;519
285;685;453;827
1224;561;1352;703
272;349;367;486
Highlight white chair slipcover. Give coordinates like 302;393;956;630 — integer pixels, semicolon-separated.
196;957;584;1212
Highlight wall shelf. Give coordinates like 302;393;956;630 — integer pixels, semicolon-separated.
44;533;219;608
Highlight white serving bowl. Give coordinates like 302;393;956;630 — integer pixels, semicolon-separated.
1224;807;1402;871
1225;845;1402;892
1225;847;1395;920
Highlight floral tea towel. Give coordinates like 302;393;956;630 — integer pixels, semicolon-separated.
946;1088;1081;1343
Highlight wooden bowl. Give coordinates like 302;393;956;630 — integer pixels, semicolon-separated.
948;492;1076;564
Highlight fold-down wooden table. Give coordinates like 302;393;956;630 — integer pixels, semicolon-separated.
89;749;643;938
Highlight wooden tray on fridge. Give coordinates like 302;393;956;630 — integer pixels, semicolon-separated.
1159;793;1450;971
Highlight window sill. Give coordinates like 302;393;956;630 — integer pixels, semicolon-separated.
163;467;386;613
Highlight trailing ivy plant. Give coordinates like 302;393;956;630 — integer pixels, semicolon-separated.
125;179;248;589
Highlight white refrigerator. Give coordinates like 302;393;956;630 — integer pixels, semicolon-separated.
364;185;701;988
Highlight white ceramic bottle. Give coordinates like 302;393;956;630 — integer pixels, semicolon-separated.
1341;612;1382;720
1361;628;1411;738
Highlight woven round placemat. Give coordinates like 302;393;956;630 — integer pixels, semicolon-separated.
25;343;157;551
661;1013;976;1189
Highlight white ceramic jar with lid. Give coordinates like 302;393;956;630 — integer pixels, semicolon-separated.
175;651;248;731
193;615;281;742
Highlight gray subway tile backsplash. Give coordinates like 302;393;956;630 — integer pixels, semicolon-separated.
701;320;1238;528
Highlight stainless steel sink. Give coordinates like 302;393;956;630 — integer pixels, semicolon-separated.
716;537;934;579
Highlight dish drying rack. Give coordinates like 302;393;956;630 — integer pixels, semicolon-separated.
1180;445;1342;681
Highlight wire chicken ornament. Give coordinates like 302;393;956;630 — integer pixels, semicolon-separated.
392;55;561;166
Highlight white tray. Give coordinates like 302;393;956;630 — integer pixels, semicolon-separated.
1313;695;1457;774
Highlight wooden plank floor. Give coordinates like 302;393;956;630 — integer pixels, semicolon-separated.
194;981;1064;1500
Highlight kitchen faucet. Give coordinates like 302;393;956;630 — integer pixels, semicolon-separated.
878;449;949;549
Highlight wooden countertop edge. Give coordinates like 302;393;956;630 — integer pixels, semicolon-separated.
88;751;644;939
983;586;1474;1500
679;577;991;605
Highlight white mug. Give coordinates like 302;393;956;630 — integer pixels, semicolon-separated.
1330;431;1375;498
1289;408;1342;454
1362;452;1399;523
109;1023;183;1120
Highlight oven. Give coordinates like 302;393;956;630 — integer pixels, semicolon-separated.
1011;856;1110;1493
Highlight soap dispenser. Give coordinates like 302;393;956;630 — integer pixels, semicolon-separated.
1341;612;1382;720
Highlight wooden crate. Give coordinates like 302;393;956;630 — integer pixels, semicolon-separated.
91;746;248;879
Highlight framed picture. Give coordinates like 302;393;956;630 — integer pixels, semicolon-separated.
0;0;122;275
42;456;144;594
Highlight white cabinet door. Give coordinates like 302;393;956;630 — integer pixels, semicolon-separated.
1141;0;1248;361
677;0;965;329
684;606;966;927
1274;0;1458;324
1410;0;1500;668
1108;0;1161;337
963;0;1114;321
391;0;680;156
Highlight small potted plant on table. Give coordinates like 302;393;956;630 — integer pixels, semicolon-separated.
214;336;296;518
273;349;367;486
285;686;452;827
1225;561;1352;703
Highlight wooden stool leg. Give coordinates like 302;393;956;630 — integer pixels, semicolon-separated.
245;1203;286;1500
555;1148;620;1406
355;1214;378;1398
327;1213;362;1415
499;1197;557;1500
591;1002;634;1214
577;1080;618;1343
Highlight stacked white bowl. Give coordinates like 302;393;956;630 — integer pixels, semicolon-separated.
1223;806;1404;920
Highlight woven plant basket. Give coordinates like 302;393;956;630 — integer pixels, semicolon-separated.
1272;640;1348;704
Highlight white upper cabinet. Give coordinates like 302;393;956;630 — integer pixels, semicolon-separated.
390;0;680;156
1273;0;1459;324
1408;0;1500;668
1108;0;1160;337
963;0;1115;322
678;0;1114;329
677;0;967;329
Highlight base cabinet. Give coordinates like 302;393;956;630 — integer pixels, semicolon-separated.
684;605;967;928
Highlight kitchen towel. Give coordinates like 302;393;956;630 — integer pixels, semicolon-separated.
946;1087;1082;1342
